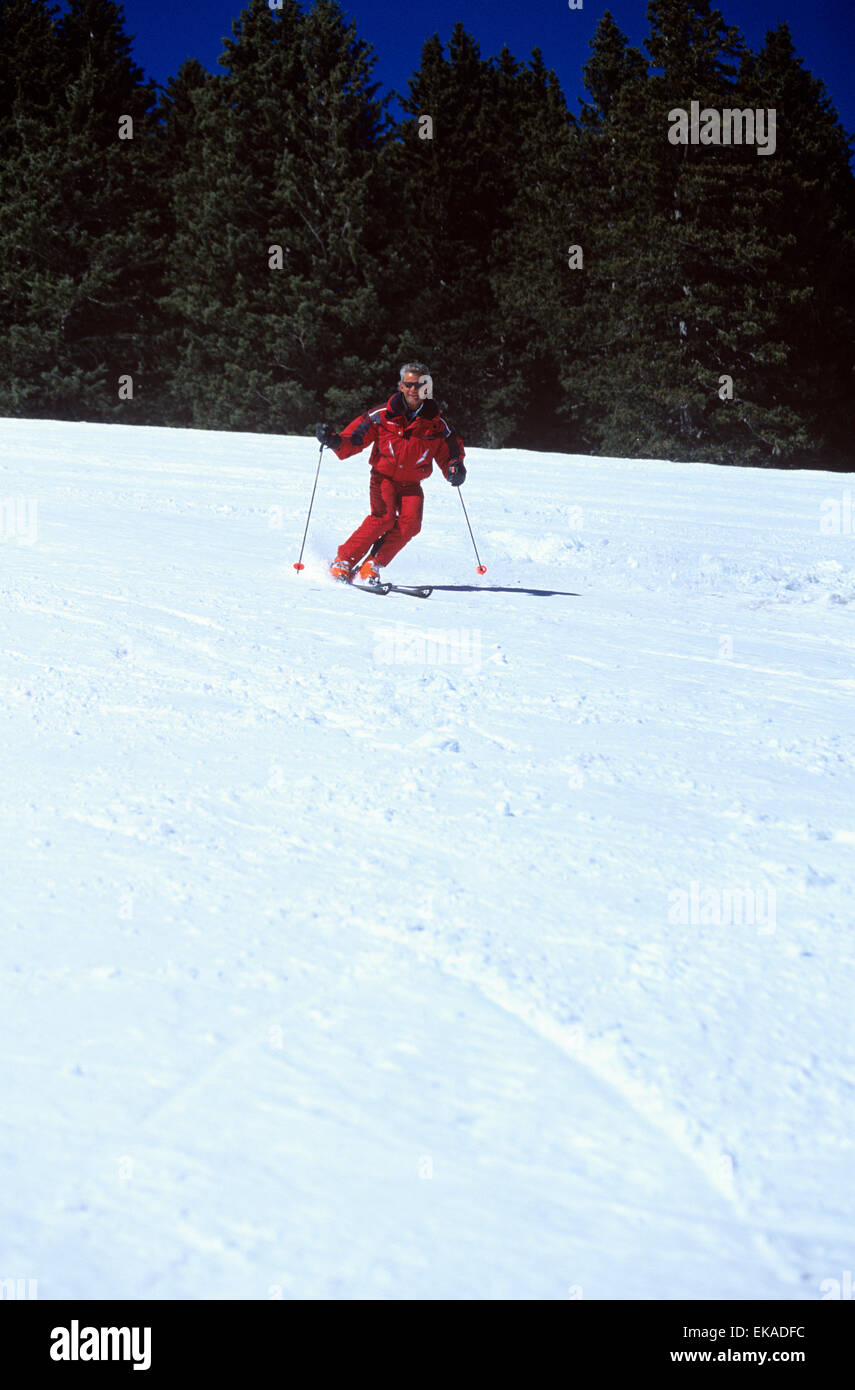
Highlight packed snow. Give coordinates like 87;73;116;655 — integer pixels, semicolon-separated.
1;417;853;1300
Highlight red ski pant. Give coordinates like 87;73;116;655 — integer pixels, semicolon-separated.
338;470;424;568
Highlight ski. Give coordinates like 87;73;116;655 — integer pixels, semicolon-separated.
348;581;391;595
345;581;432;598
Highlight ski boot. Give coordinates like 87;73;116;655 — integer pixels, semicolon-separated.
358;558;384;587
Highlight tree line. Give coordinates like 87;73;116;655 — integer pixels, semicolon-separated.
1;0;853;467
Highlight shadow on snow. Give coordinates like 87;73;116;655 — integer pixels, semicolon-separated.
424;584;581;597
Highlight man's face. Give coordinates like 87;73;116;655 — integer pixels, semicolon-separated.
400;373;425;406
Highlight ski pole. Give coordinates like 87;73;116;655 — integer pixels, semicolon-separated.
293;442;325;571
457;489;487;574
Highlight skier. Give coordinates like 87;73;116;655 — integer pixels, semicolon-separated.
315;362;466;585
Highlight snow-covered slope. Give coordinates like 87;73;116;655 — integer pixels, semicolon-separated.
2;417;853;1300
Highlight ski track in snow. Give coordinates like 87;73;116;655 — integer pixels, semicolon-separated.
1;418;854;1299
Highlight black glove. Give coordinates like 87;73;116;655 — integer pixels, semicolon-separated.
316;422;342;449
447;461;466;487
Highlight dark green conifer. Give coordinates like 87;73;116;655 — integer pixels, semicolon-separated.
0;0;163;420
163;0;389;432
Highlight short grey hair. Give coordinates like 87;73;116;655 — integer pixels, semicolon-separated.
399;361;431;381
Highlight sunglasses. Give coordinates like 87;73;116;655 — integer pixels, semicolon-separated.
401;380;423;389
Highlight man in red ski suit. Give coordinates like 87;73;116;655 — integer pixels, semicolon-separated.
315;362;466;585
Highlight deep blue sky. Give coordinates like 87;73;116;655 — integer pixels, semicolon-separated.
114;0;854;142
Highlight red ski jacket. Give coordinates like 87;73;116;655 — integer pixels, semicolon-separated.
333;393;465;485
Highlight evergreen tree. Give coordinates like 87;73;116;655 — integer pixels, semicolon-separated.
734;24;855;464
563;11;657;455
56;0;152;141
567;4;759;461
487;49;580;450
0;0;164;420
0;0;66;414
149;58;213;425
156;59;210;154
0;0;849;463
0;0;65;143
643;0;776;463
389;26;541;446
568;2;854;465
163;0;390;432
